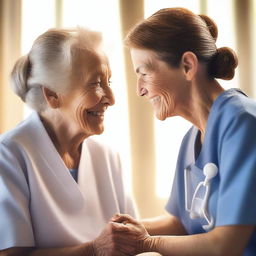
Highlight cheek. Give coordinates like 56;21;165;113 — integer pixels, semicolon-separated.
149;78;169;98
150;81;174;116
79;90;102;109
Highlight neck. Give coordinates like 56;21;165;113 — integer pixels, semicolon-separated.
180;79;224;140
39;110;89;169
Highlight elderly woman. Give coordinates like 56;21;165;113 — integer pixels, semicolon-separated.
0;27;136;256
110;7;256;256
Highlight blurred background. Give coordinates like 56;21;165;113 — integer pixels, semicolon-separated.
0;0;255;219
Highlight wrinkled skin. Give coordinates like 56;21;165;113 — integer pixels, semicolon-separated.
92;220;146;256
93;214;153;256
130;48;188;121
94;214;154;255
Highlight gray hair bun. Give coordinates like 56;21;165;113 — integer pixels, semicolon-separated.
10;55;30;101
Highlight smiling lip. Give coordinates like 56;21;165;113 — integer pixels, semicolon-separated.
149;96;160;104
87;107;107;117
87;111;105;116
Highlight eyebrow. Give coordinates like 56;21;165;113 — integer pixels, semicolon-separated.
136;63;153;74
135;64;148;73
136;66;142;74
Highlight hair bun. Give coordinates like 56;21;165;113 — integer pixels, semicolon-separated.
199;14;218;42
10;55;31;101
209;47;238;80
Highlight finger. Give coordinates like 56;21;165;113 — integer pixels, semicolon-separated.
110;213;121;221
111;221;131;232
112;213;138;224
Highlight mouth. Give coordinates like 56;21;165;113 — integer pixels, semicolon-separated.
87;111;105;117
149;96;160;104
86;106;107;117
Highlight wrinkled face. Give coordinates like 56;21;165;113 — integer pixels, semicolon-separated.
130;48;186;120
59;50;115;136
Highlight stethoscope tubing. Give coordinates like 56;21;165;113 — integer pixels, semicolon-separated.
184;163;218;231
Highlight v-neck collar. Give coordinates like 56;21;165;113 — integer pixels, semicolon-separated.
29;112;86;199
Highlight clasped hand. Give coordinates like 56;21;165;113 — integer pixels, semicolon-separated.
92;214;153;256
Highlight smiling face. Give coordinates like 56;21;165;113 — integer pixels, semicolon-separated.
130;48;187;120
58;49;115;136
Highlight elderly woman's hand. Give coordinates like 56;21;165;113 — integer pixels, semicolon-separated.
92;220;138;256
110;214;155;255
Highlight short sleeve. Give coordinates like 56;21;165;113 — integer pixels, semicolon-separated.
0;142;34;250
216;112;256;226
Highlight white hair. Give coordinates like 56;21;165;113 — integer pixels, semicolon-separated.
10;27;102;112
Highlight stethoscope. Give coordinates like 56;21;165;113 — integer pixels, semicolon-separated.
184;163;218;231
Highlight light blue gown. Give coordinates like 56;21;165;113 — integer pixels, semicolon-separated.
166;89;256;255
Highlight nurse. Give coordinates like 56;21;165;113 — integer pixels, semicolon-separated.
110;7;256;255
0;27;136;255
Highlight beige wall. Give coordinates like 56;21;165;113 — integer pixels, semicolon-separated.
0;0;23;133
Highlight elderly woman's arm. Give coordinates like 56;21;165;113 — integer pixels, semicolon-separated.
0;243;94;256
0;222;128;256
112;214;254;256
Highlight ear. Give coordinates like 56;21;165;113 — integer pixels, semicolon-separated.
42;87;60;109
181;51;198;81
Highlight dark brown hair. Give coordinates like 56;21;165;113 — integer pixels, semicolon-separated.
125;8;238;80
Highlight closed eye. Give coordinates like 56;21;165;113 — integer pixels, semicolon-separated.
89;81;101;86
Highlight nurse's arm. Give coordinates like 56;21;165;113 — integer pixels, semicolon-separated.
147;225;254;256
0;243;94;256
141;213;187;235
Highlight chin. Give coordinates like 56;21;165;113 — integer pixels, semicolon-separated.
93;126;105;135
155;112;167;121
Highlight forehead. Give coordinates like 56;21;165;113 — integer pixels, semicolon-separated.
73;49;111;78
74;50;109;69
130;48;159;70
130;48;157;63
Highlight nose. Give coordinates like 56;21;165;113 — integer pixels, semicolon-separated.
101;86;115;106
137;80;147;97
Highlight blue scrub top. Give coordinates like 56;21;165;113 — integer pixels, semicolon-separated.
166;89;256;255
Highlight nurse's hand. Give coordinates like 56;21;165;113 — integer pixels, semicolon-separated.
109;214;154;254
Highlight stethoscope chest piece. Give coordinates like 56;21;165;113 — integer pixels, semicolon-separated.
184;162;218;231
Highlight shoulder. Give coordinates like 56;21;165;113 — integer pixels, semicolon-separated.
214;89;256;118
0;112;46;168
0;112;39;147
209;89;256;135
0;119;34;172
